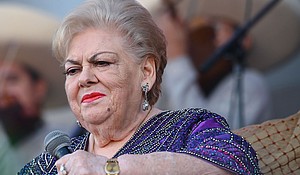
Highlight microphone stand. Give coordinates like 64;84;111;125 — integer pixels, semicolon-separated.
200;0;281;129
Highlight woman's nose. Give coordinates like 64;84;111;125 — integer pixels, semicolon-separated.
78;67;98;87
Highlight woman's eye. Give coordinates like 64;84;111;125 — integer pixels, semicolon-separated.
94;61;111;67
64;68;81;76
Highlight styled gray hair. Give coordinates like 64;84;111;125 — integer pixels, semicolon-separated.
52;0;167;105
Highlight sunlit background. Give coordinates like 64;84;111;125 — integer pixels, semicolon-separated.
1;0;300;120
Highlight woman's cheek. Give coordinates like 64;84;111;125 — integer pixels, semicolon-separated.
65;80;80;112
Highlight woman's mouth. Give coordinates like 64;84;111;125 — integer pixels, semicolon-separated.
81;92;106;103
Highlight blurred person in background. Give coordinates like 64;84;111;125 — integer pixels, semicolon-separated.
139;0;271;129
0;60;47;147
0;58;59;171
0;48;76;173
0;4;75;172
187;16;272;128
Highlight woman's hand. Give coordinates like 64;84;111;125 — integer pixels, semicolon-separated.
55;150;108;175
55;151;233;175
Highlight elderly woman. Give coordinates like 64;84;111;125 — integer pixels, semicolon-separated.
19;0;261;174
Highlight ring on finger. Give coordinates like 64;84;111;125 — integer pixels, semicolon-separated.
60;164;68;175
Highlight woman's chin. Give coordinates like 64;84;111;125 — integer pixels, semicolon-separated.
81;111;110;125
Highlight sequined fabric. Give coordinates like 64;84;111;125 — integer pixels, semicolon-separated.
18;108;261;174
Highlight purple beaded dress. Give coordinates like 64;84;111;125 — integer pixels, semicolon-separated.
18;108;261;174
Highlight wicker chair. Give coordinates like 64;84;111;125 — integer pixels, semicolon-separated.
234;111;300;174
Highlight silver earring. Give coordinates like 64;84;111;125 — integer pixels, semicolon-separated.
142;83;150;111
76;120;82;127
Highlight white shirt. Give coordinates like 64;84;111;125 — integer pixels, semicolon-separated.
156;55;272;129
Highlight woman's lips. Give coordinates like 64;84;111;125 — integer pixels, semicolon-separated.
81;92;106;103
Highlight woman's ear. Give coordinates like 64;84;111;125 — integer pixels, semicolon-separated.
142;55;156;89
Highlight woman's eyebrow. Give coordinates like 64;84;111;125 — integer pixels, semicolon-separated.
88;51;118;61
64;59;81;66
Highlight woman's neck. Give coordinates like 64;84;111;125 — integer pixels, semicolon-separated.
89;132;134;158
88;107;161;158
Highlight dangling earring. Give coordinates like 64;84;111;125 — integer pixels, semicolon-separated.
142;83;150;111
76;120;82;127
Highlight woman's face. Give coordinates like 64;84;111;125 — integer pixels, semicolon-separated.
64;28;145;130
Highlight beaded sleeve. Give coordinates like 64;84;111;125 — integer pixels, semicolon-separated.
18;108;261;174
114;108;261;174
